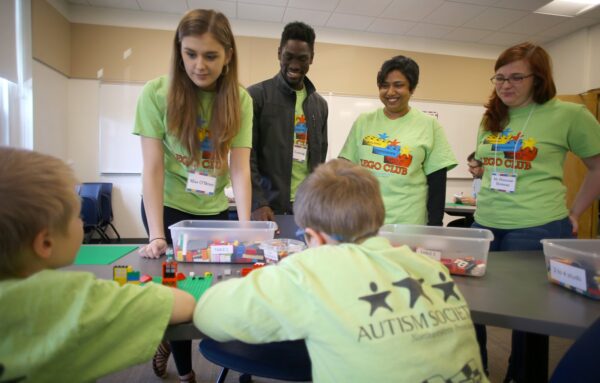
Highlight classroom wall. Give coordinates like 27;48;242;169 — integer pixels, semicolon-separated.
547;23;600;94
31;0;597;237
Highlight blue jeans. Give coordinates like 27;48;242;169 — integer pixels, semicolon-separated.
472;216;574;252
472;217;574;382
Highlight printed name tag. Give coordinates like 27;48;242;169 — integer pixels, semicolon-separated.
210;244;234;255
550;259;587;291
186;172;216;195
416;247;442;261
264;247;279;262
293;145;307;162
490;172;517;193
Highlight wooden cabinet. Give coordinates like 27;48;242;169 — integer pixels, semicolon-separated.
558;90;599;239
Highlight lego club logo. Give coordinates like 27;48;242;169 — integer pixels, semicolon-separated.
483;129;538;170
361;133;412;175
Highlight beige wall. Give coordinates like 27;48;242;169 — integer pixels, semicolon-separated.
33;0;494;105
32;0;70;77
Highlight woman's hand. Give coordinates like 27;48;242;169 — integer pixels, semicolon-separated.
139;238;168;258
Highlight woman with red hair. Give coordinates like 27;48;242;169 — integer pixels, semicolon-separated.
473;42;600;382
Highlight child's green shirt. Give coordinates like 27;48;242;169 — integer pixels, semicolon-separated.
0;269;173;382
194;236;487;383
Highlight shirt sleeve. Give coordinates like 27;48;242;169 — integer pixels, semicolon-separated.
231;87;254;148
194;262;313;343
338;116;362;162
73;276;174;380
423;118;458;175
567;104;600;159
133;78;167;139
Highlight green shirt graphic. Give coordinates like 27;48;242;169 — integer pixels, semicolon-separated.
339;108;457;224
475;99;600;229
134;76;253;215
290;87;309;201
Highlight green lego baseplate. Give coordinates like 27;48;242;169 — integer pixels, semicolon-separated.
146;276;213;301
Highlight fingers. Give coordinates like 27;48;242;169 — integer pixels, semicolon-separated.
139;240;167;258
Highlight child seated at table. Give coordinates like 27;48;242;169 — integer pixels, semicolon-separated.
0;147;195;382
194;159;487;382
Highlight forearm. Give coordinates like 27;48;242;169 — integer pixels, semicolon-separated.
169;288;195;324
426;169;447;226
231;148;252;221
570;167;600;219
141;137;165;239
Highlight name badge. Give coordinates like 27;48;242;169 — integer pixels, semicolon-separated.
549;259;587;291
186;171;216;195
490;172;517;193
293;144;307;162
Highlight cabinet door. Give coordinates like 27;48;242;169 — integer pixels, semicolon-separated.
557;92;599;239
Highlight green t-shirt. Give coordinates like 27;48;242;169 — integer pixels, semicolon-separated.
290;87;309;201
475;99;600;229
194;237;487;383
133;76;253;215
0;269;173;382
339;108;457;225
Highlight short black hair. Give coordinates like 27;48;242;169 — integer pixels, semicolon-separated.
467;152;482;166
377;55;419;92
280;21;316;53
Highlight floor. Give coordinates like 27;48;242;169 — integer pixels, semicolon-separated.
99;326;573;383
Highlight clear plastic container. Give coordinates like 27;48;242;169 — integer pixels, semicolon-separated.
379;224;494;277
169;220;277;263
260;238;307;263
541;239;600;299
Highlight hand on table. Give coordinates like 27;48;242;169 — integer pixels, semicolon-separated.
139;238;167;258
460;196;476;206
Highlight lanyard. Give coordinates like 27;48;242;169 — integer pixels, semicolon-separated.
492;105;535;175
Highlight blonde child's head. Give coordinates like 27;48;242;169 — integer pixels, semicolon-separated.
0;147;82;278
294;159;385;244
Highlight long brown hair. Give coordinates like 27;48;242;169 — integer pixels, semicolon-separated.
483;42;556;133
167;9;240;170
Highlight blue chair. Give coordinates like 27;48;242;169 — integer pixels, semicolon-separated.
78;183;110;243
199;339;312;383
549;316;600;382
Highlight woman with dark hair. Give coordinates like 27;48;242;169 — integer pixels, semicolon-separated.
473;42;600;382
339;55;457;226
133;9;253;382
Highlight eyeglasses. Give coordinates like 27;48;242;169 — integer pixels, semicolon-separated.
490;73;534;85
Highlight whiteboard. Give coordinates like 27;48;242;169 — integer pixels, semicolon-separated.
99;83;143;174
324;93;485;179
97;83;484;178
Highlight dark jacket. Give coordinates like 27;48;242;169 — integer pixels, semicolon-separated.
248;73;328;214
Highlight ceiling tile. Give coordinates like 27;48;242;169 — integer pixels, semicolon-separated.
137;0;187;14
463;7;527;30
382;0;445;22
538;16;599;38
238;0;288;6
444;27;494;42
405;22;455;38
283;8;331;27
88;0;140;10
187;0;237;19
502;13;565;35
326;12;375;30
479;31;530;46
287;0;339;12
367;18;416;34
424;2;487;26
335;0;393;17
237;3;285;22
579;5;600;20
68;0;91;5
493;0;550;12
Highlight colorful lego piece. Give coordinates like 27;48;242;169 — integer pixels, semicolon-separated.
113;265;141;285
162;253;179;288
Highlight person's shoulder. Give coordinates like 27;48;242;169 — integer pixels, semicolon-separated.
143;75;169;92
546;98;588;114
247;76;276;95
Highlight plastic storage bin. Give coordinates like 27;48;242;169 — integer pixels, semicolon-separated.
169;220;277;263
541;239;600;299
260;239;307;263
379;224;494;277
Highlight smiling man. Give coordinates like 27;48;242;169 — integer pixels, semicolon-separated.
248;22;328;221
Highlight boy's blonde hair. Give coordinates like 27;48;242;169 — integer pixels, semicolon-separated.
0;147;80;277
294;159;385;243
